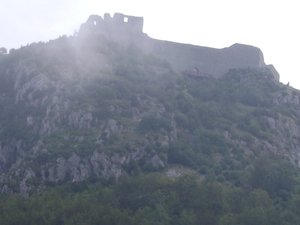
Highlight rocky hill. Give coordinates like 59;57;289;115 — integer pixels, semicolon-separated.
0;14;300;224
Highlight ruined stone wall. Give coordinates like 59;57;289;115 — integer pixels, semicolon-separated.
79;13;144;47
141;39;266;78
79;13;279;80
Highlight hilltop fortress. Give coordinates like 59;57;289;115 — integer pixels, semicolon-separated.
79;13;279;80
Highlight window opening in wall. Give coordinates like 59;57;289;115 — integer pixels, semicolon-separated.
94;21;97;25
124;17;128;23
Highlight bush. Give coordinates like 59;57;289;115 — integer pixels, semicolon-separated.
138;115;172;132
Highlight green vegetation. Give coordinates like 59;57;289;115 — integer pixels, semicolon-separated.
1;34;300;224
0;162;300;225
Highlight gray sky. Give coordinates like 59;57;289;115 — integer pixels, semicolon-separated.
1;0;299;88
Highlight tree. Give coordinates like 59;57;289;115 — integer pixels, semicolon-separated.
0;47;7;55
250;155;295;200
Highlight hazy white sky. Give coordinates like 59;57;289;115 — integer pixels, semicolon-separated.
1;0;299;88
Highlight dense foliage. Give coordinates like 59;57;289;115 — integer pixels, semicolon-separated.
0;160;300;225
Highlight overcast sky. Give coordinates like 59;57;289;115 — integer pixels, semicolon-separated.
1;0;299;88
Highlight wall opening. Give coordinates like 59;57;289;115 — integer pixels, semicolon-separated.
94;21;97;25
124;17;128;23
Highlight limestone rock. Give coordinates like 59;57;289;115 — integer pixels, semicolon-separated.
266;117;276;130
150;155;165;169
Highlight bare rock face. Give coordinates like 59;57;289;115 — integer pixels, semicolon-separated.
19;168;36;197
266;117;276;130
0;140;25;175
150;155;165;169
0;146;166;194
276;91;300;105
68;110;93;129
104;119;122;136
221;98;300;166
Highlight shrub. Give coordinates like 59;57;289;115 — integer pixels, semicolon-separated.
138;115;172;132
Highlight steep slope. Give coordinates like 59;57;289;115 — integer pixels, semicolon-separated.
0;33;299;195
0;35;176;194
2;27;300;224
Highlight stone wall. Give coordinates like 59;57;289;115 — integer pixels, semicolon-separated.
79;13;279;80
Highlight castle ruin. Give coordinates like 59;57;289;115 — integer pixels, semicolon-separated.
79;13;279;80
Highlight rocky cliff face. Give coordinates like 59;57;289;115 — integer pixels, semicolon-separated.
0;18;297;196
0;35;171;195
